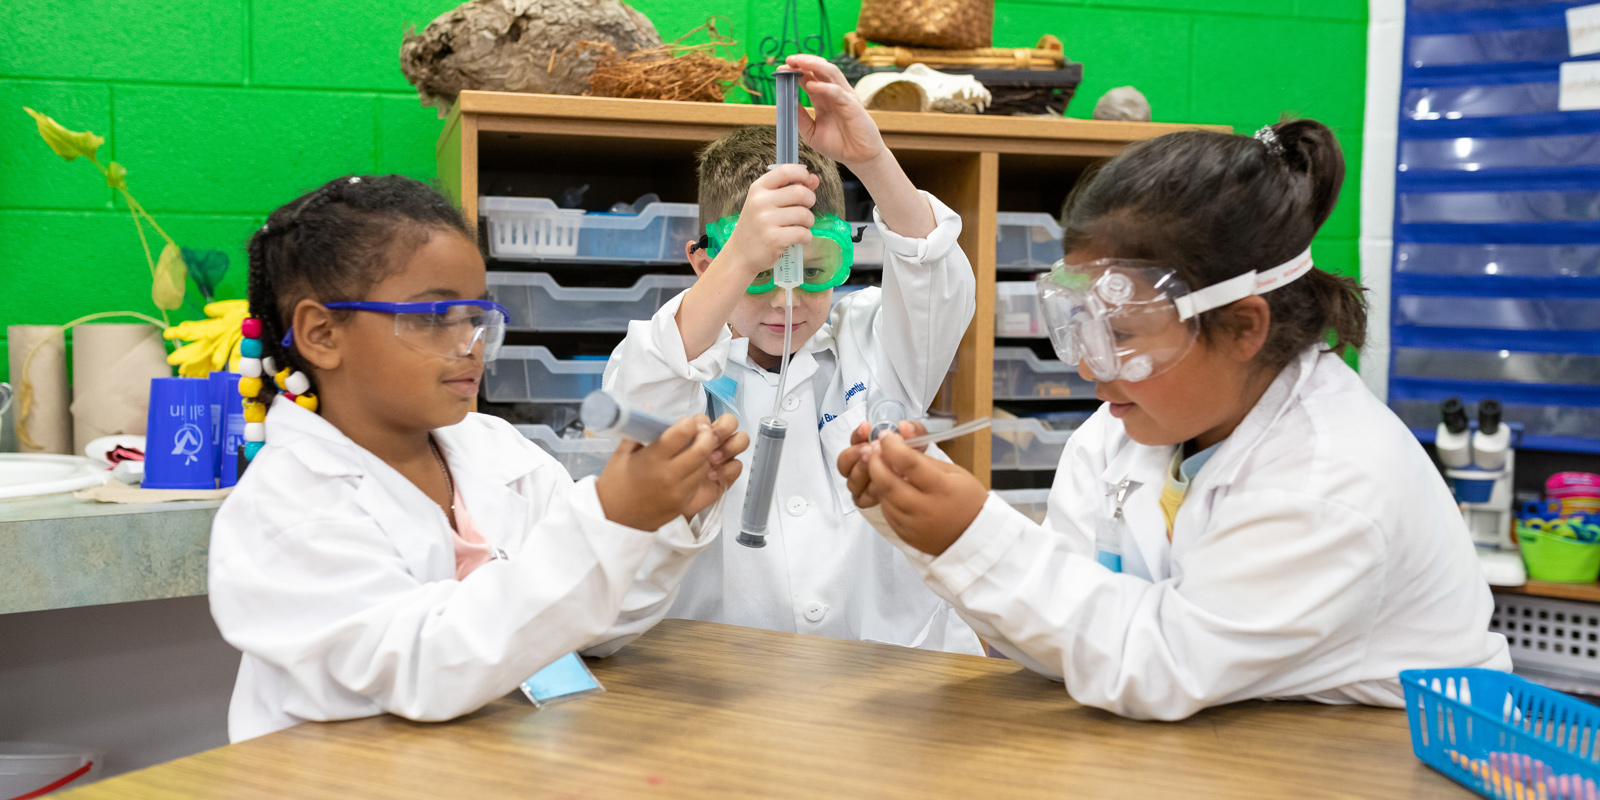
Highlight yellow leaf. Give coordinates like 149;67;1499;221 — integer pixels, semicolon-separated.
105;161;127;189
153;242;187;310
23;107;104;162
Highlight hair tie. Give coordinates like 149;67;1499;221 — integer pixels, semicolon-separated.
1254;125;1284;157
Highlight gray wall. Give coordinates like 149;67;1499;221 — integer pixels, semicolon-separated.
0;596;238;781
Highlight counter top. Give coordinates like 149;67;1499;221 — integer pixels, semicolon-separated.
0;494;218;614
63;619;1469;799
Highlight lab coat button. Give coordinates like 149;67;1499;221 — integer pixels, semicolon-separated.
803;601;827;622
786;496;808;516
782;393;800;411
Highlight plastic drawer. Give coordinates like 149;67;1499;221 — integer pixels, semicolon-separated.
1400;190;1600;224
485;346;607;403
852;223;884;268
1394;348;1600;385
1400;134;1600;172
1396;296;1600;330
995;488;1051;525
1395;243;1600;278
995;212;1063;271
487;272;695;332
993;347;1092;399
480;196;699;264
995;281;1046;338
516;424;615;480
991;417;1080;471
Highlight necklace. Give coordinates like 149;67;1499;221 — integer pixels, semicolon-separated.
428;436;455;511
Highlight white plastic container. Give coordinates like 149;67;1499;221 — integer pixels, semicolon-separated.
993;347;1093;400
516;425;616;480
484;347;607;403
995;488;1051;524
480;197;699;264
995;212;1064;271
487;272;696;332
991;417;1082;471
995;281;1046;338
0;742;101;798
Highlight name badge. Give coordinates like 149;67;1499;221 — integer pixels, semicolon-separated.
520;651;605;709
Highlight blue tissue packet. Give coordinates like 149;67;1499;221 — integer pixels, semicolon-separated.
520;651;605;709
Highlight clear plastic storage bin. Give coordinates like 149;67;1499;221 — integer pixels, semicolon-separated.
485;347;607;403
991;417;1082;471
516;425;615;479
487;272;695;332
480;196;699;264
996;488;1051;524
995;212;1064;271
1394;348;1600;385
1400;134;1600;172
1396;296;1600;330
995;281;1046;338
993;347;1092;399
0;743;100;798
1396;243;1600;278
1400;190;1600;224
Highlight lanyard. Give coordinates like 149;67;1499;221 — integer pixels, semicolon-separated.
1097;478;1135;573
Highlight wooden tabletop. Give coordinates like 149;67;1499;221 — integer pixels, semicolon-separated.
64;619;1471;799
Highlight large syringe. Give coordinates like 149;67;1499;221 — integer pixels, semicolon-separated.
736;68;803;549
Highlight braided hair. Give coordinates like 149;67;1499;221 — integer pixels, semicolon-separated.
246;175;472;382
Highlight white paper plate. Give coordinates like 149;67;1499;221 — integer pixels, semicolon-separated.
0;455;112;500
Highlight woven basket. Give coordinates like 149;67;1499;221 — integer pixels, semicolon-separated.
857;0;994;50
845;33;1065;71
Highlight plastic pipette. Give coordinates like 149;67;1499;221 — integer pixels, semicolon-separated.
903;416;992;449
580;390;672;444
737;69;803;550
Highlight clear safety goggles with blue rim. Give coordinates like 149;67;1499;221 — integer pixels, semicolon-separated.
281;299;511;362
700;213;862;294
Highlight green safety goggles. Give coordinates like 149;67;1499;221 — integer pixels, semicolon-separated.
700;213;862;294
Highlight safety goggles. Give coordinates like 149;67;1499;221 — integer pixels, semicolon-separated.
700;213;861;294
281;299;511;362
1036;248;1314;383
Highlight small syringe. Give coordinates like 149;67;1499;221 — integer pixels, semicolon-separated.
580;390;672;444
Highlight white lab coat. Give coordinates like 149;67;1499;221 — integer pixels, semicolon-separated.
209;397;715;742
602;192;983;655
879;346;1511;720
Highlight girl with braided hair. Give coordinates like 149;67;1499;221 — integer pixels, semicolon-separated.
209;174;748;741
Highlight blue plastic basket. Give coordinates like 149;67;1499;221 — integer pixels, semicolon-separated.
1403;668;1600;799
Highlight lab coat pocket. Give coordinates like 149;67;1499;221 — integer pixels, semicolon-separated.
819;402;870;516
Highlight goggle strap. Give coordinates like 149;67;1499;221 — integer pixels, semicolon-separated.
1174;248;1314;321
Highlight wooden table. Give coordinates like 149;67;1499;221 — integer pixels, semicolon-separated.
64;619;1471;799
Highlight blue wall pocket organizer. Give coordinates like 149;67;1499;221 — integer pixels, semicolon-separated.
1391;0;1600;455
1404;668;1600;798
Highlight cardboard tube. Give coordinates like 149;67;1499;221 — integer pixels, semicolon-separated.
8;325;72;454
70;323;171;452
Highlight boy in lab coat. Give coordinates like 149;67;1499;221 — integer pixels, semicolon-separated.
602;56;982;653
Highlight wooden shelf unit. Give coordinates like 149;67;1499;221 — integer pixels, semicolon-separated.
437;90;1226;485
1495;580;1600;605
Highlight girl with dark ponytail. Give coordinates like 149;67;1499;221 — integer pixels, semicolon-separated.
210;175;748;741
838;119;1509;720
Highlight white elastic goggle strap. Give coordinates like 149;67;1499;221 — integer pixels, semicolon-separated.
1172;248;1315;321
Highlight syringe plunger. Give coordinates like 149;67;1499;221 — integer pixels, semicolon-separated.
580;390;672;444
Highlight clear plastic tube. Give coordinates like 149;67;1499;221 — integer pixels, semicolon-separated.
579;390;672;444
905;416;992;448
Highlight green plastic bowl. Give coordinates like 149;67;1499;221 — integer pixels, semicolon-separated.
1519;526;1600;583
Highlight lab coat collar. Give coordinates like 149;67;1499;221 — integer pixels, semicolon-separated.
729;338;822;390
1203;345;1321;489
261;395;365;478
432;418;537;553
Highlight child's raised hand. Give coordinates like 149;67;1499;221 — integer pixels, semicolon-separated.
718;164;819;279
851;433;987;556
682;413;749;519
595;414;724;531
783;55;889;169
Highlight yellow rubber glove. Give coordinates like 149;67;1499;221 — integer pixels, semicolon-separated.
164;299;249;378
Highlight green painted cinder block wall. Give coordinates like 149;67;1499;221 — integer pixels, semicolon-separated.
0;0;1366;381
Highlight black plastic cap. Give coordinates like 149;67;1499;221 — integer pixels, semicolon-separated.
1478;399;1502;436
1441;398;1469;434
736;532;767;548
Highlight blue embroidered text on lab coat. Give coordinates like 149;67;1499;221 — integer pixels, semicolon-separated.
818;412;837;431
843;382;866;404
